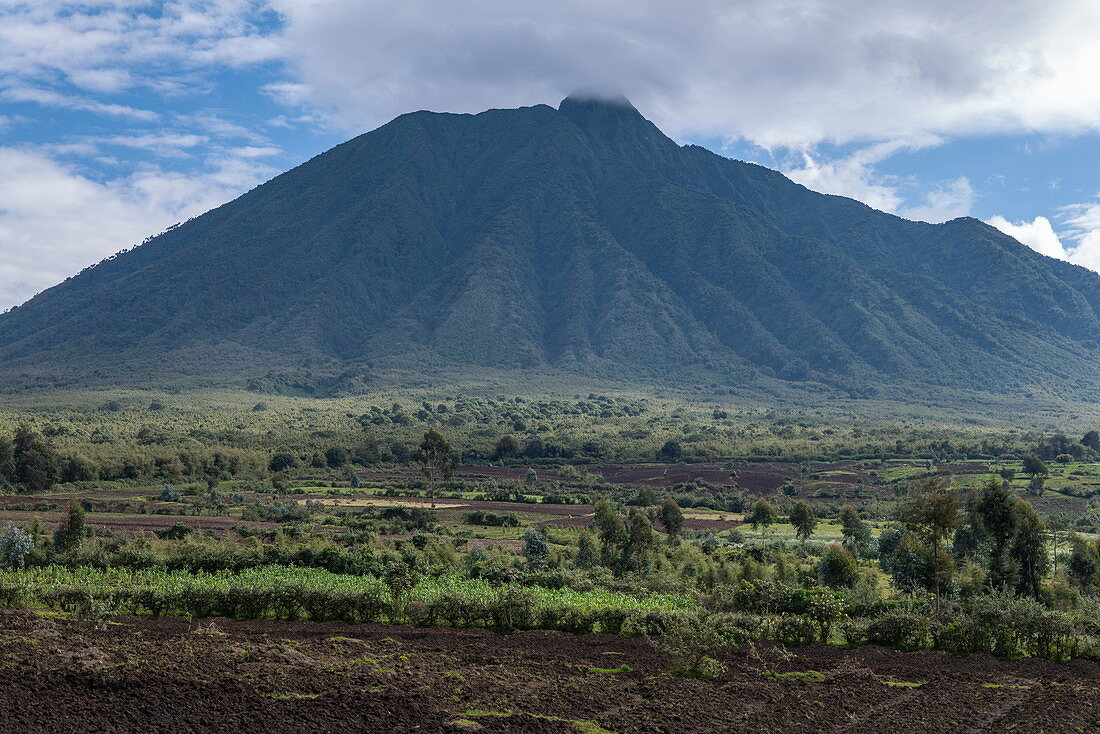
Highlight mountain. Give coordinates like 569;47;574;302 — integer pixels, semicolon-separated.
3;95;1100;399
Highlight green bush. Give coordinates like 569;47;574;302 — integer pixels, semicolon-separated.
490;586;537;632
866;611;932;650
773;614;817;646
937;593;1082;660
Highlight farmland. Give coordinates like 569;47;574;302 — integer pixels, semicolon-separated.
1;610;1098;733
1;394;1100;731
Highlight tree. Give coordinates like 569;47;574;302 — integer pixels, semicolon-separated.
746;499;778;546
269;452;297;473
818;543;858;588
52;498;86;553
1067;534;1100;590
886;532;950;596
1021;454;1047;477
592;499;625;564
1027;475;1045;496
658;498;684;537
1046;512;1071;572
1082;430;1100;452
1011;498;1047;598
899;477;959;615
416;429;458;508
523;527;550;570
383;561;419;623
839;504;871;555
974;477;1019;590
6;425;59;493
657;440;683;461
788;500;817;544
876;525;904;560
324;447;347;468
632;487;659;507
624;509;654;565
573;531;598;569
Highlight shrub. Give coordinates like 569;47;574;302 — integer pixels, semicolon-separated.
650;612;732;678
491;586;537;632
622;610;690;638
865;611;932;651
0;584;26;607
938;592;1082;660
0;523;32;568
840;618;871;645
773;614;817;646
155;522;192;540
805;587;847;642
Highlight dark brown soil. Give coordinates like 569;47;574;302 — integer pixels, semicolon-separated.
0;611;1095;733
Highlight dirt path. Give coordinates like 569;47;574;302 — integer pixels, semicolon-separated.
0;611;1096;733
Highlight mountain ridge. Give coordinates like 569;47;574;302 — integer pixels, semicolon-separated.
2;95;1099;399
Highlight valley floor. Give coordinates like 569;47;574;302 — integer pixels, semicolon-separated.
0;611;1096;733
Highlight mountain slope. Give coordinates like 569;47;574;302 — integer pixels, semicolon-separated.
2;95;1099;398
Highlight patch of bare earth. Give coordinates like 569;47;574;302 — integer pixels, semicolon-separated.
0;611;1096;733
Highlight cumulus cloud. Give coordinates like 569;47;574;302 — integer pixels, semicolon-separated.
0;146;277;309
987;207;1100;272
898;177;975;224
785;139;973;223
987;216;1067;259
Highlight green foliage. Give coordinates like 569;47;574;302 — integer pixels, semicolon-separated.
746;499;778;542
899;478;959;612
658;498;684;536
0;425;59;492
975;478;1019;590
839;504;872;556
523;528;550;571
52;499;86;553
417;429;458;502
1067;534;1100;591
866;611;933;651
269;452;298;473
1022;455;1048;476
788;500;817;543
649;612;733;678
817;543;858;588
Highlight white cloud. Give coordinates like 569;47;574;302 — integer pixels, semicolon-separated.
785;143;909;214
987;216;1067;259
898;177;975;224
0;146;276;309
96;132;208;156
785;139;973;223
1057;200;1100;271
1;86;159;121
987;208;1100;272
267;0;1100;147
0;1;282;110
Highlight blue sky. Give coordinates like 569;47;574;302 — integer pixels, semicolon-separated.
2;1;1100;310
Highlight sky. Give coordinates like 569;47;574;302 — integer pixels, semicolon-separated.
2;1;1100;311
